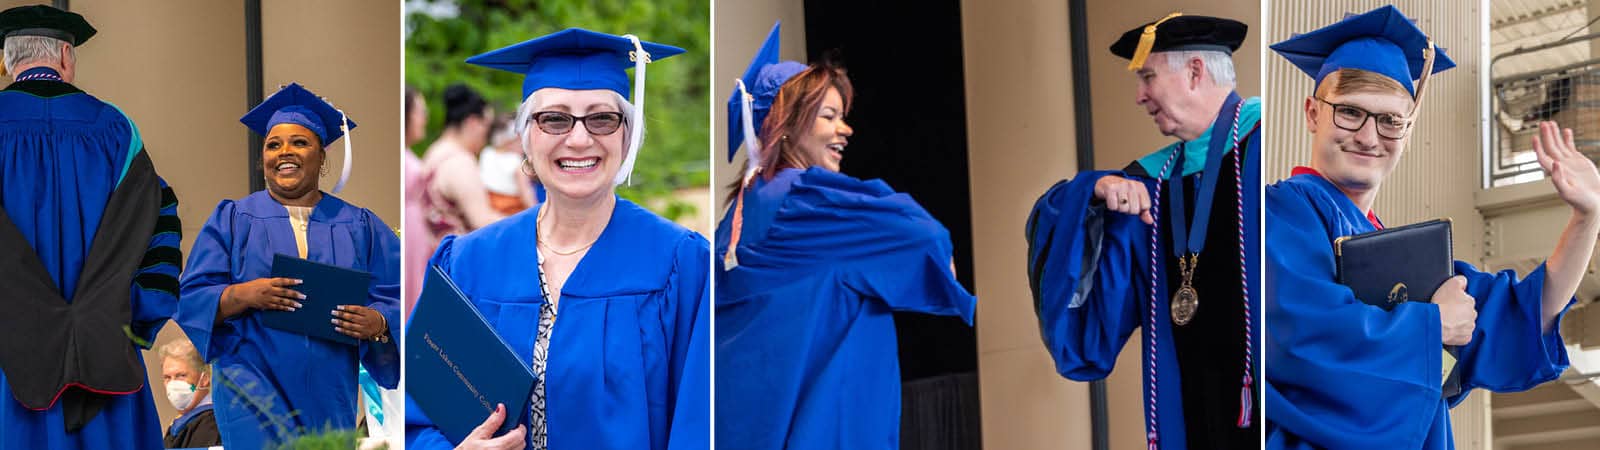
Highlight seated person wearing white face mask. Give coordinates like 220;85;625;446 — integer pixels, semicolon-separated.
158;340;219;449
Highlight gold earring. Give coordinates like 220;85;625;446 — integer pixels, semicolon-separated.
521;158;535;177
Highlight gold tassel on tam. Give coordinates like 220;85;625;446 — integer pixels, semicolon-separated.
1128;12;1184;71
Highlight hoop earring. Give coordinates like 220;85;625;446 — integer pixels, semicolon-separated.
521;158;536;177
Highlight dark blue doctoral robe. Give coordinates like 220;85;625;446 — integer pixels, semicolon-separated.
0;70;181;450
1027;93;1262;450
714;167;976;449
176;190;400;449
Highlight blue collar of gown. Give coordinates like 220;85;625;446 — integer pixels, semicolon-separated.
477;196;681;298
1286;171;1385;232
238;190;359;224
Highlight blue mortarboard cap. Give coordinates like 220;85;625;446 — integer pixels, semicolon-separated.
466;28;685;100
727;21;807;162
240;82;356;145
241;83;359;193
1270;5;1455;97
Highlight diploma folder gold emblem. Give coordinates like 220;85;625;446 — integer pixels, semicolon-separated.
406;265;537;444
1333;219;1463;398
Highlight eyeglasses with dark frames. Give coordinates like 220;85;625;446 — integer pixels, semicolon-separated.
529;111;625;136
1314;97;1412;140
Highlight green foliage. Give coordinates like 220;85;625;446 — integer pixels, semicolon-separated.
122;324;150;348
406;0;710;220
213;366;379;450
273;427;367;450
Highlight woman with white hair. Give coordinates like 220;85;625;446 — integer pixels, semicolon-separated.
404;28;709;450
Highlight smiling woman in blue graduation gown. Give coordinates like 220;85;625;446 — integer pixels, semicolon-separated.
176;84;400;449
403;28;707;450
713;31;976;449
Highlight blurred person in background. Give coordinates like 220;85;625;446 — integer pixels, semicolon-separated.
403;85;430;311
421;84;504;246
480;111;537;215
159;340;219;449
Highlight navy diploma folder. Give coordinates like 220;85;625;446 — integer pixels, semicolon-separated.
405;265;536;444
263;254;371;345
1334;219;1463;398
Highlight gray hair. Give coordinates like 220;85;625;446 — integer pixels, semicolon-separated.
3;35;70;74
515;89;642;155
158;339;209;375
1164;50;1236;88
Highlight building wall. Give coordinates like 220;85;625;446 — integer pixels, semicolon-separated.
958;0;1088;448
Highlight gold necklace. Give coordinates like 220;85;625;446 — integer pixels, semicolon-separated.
537;206;600;256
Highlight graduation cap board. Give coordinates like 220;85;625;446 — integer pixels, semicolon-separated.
727;21;807;180
722;22;808;271
467;28;684;186
240;83;359;194
1269;5;1455;117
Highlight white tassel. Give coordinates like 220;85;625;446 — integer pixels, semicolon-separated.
333;108;353;194
616;35;650;187
736;79;761;181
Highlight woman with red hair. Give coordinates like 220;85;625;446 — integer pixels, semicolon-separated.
714;23;976;450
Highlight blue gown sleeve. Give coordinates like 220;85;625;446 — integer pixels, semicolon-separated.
1026;171;1148;381
129;176;181;347
766;169;975;322
666;232;710;450
1264;184;1442;449
404;235;460;449
404;395;456;450
176;200;241;361
1450;261;1571;405
358;211;402;390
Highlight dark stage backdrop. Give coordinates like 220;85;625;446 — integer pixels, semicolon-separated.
803;0;979;447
